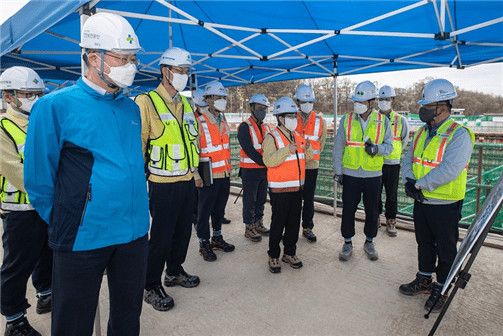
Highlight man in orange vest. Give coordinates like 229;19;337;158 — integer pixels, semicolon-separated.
263;97;312;273
238;94;271;242
332;81;393;262
194;81;235;262
295;84;327;243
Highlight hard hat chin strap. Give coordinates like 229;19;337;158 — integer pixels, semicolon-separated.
93;51;119;90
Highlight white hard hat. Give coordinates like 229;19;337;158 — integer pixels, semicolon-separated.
249;94;270;107
203;81;227;97
295;84;315;102
351;80;377;102
80;13;141;54
192;87;207;107
418;79;457;105
378;85;396;98
273;97;298;115
0;66;46;91
159;47;193;69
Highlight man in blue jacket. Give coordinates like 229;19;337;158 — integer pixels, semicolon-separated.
24;13;150;336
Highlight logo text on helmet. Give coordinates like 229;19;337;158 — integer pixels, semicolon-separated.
84;32;100;40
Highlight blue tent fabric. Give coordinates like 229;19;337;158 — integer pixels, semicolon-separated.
1;0;502;89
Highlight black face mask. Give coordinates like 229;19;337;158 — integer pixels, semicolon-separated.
419;106;437;123
253;108;267;121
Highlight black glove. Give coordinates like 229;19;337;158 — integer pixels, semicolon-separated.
365;143;378;158
405;178;425;203
334;174;343;186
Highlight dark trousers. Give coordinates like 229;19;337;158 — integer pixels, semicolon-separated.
197;177;230;240
341;175;382;239
146;180;196;289
302;169;318;229
52;234;148;336
413;200;462;284
268;190;303;258
1;210;52;317
379;164;400;219
241;177;268;224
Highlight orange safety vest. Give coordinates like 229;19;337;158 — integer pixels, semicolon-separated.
267;128;306;190
198;113;231;175
239;117;270;169
296;111;323;161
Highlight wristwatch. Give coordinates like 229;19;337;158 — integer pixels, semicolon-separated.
415;182;421;190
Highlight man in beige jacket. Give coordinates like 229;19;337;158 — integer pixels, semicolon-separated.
0;66;53;336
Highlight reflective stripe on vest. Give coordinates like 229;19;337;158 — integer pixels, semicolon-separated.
146;91;199;177
198;113;231;175
296;111;323;161
412;119;475;201
342;111;385;171
239;118;270;168
384;111;403;160
0;118;34;211
267;128;306;189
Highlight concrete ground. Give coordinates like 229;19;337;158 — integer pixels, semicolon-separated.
3;189;503;336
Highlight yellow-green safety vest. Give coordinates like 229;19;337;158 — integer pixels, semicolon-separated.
342;110;386;171
0;118;33;211
385;110;403;160
412;118;475;201
145;91;199;177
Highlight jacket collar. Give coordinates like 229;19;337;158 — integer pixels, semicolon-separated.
78;78;124;101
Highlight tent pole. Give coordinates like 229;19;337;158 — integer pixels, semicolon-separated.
169;0;173;48
333;73;338;219
79;9;91;78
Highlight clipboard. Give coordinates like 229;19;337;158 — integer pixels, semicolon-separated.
198;157;213;186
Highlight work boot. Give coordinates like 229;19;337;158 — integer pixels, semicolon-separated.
386;218;397;237
222;217;231;224
143;285;174;311
424;282;447;313
212;235;235;252
164;271;200;288
363;241;379;261
339;242;353;261
254;219;270;236
302;228;317;243
399;272;433;296
245;224;262;242
5;316;41;336
269;256;281;273
199;240;217;261
281;254;303;269
35;293;51;314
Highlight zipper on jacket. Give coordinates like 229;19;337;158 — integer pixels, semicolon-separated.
79;184;92;226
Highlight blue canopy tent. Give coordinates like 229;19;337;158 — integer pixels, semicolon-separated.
1;0;503;92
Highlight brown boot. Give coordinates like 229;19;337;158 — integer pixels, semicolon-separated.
386;218;397;237
244;224;262;242
254;219;270;236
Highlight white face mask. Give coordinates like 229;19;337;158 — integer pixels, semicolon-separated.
300;102;314;114
354;102;369;115
17;96;38;113
213;98;227;112
284;117;298;131
378;100;391;111
107;62;137;88
168;71;188;92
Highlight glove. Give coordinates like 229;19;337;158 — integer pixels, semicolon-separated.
334;174;343;186
365;143;378;158
405;178;425;203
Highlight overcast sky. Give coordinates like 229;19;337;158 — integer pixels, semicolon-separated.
2;0;502;96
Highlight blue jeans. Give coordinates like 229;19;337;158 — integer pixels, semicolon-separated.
241;176;268;224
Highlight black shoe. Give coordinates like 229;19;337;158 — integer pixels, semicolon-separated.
5;316;41;336
164;272;200;288
302;228;317;243
212;235;235;252
35;293;51;315
399;272;432;296
143;285;174;311
222;217;231;224
199;240;217;261
425;282;447;313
